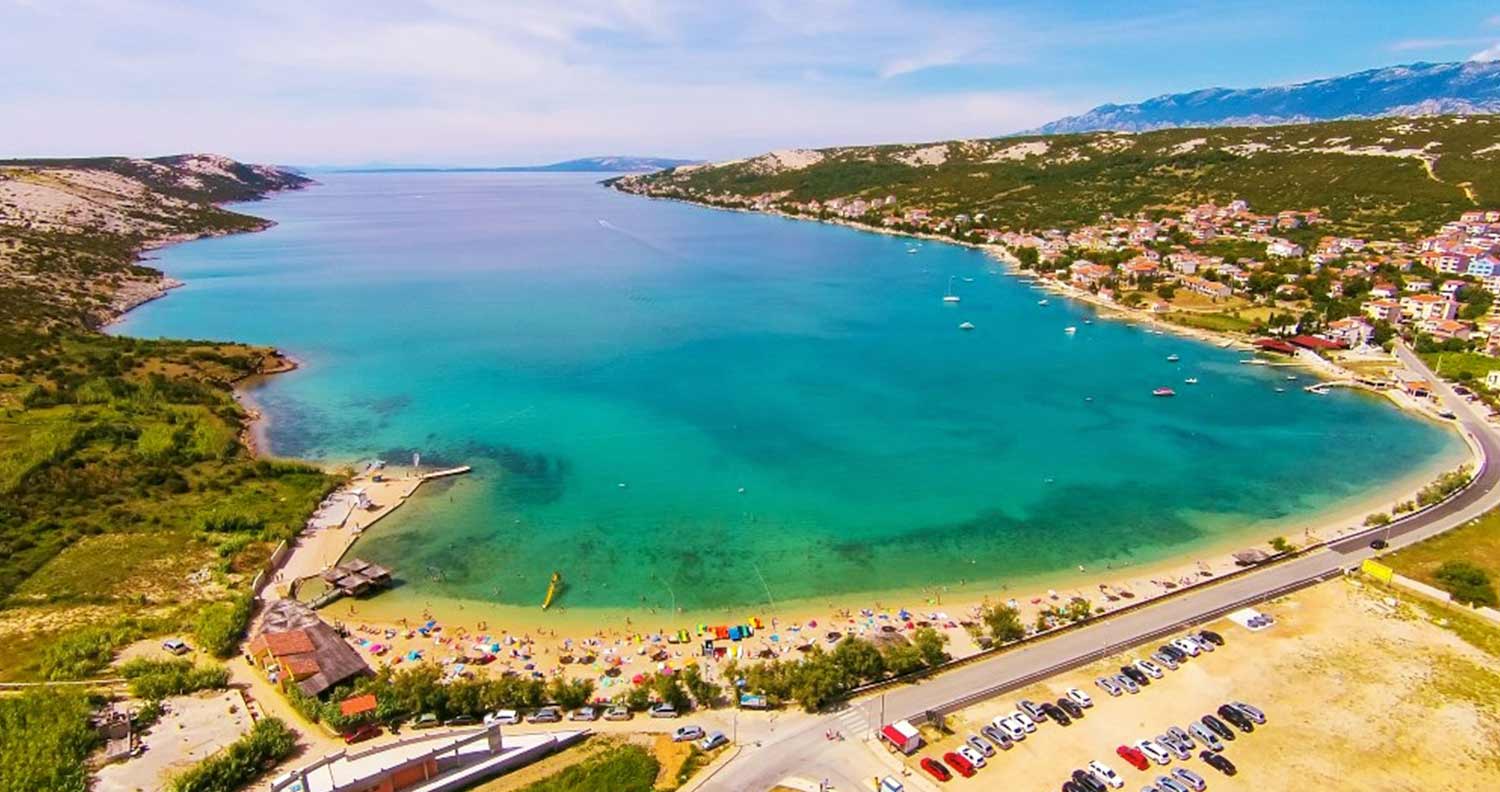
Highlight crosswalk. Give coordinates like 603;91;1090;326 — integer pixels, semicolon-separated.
832;704;873;739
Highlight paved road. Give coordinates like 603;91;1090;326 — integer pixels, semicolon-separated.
702;344;1500;792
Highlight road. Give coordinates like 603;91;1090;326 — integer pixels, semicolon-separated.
699;343;1500;792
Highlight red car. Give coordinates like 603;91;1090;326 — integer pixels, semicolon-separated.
943;751;976;778
1116;744;1149;771
921;757;952;781
343;723;381;744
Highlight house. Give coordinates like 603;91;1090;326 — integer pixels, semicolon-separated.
1119;258;1159;281
1267;239;1304;258
1401;293;1458;323
1324;317;1374;347
1181;275;1232;299
319;558;393;598
1422;318;1472;341
1404;279;1431;293
248;600;371;699
1369;283;1398;299
1439;279;1468;297
1363;299;1403;324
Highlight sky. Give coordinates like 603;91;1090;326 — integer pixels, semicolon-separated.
2;0;1499;166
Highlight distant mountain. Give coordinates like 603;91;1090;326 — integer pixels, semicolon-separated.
325;156;699;173
1033;60;1500;135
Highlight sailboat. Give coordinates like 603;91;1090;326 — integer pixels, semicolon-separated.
1064;326;1077;334
959;321;975;331
943;276;961;303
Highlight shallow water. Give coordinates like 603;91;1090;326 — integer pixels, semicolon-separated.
116;172;1466;612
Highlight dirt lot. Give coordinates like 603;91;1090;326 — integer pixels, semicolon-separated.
94;689;253;792
907;578;1500;790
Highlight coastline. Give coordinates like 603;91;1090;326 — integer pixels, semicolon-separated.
117;176;1482;669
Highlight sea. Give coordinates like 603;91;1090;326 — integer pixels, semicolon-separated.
114;171;1467;615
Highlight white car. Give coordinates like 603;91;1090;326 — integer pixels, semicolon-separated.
1013;711;1038;732
1134;659;1165;679
1066;688;1094;708
956;745;987;769
993;715;1026;741
1087;760;1125;789
1134;739;1172;766
1171;638;1201;657
1189;635;1215;653
484;709;520;725
1156;733;1191;760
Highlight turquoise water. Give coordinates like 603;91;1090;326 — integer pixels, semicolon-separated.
117;172;1464;612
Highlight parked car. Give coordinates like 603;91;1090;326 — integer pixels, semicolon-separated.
342;723;381;744
444;715;479;727
1197;629;1224;646
1166;726;1195;749
879;776;905;792
1150;651;1179;670
1188;723;1223;752
569;707;598;722
956;744;986;769
1096;677;1124;697
1156;734;1191;760
1155;776;1190;792
672;725;705;742
1018;699;1049;722
1230;700;1266;724
1159;644;1187;662
1134;739;1171;766
1116;744;1149;770
1071;768;1106;792
161;638;191;656
994;715;1026;741
1172;767;1207;791
920;756;951;781
528;707;563;723
981;724;1013;750
1171;638;1201;657
485;709;521;725
1217;704;1254;733
699;731;728;751
1113;673;1140;694
1041;702;1071;726
1013;711;1038;732
603;706;632;722
412;713;441;730
943;751;975;778
1199;750;1237;776
1188;635;1215;653
1088;760;1124;789
1136;659;1165;679
1061;782;1084;792
1120;665;1149;686
1067;687;1095;708
1056;697;1084;719
966;734;994;757
1370;538;1389;550
1200;714;1235;741
648;703;679;719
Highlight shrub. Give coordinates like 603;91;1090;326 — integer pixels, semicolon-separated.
120;658;229;700
169;717;296;792
0;688;99;792
980;603;1025;643
1434;561;1498;607
38;620;151;680
193;594;253;658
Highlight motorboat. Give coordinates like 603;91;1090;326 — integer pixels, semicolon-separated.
1184;377;1199;385
1166;354;1181;362
1153;388;1176;397
1064;326;1077;334
959;321;975;331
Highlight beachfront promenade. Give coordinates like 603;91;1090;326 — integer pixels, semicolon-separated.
698;342;1500;792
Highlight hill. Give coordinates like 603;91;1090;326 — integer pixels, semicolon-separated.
0;154;335;681
331;155;699;173
1033;61;1500;135
613;115;1500;239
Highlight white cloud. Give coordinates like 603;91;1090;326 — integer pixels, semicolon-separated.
1473;42;1500;62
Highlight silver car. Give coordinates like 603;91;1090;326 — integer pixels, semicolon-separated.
1113;673;1140;694
1156;734;1191;760
1231;700;1267;724
1166;725;1195;749
1156;777;1190;792
1096;677;1124;697
1151;651;1179;670
1172;768;1207;791
1188;722;1223;752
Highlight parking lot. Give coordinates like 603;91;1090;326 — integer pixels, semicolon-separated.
897;578;1500;791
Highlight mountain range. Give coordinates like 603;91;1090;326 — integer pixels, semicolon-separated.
1033;60;1500;135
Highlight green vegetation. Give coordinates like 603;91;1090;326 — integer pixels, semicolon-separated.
120;657;230;699
1163;311;1256;333
1417;465;1472;507
0;688;99;792
1386;505;1500;600
1434;561;1498;607
725;628;950;712
168;716;297;792
1420;351;1500;385
623;116;1500;239
515;743;659;792
980;602;1025;643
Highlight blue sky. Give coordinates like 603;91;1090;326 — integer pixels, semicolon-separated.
2;0;1498;165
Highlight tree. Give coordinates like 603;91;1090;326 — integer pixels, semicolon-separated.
910;627;949;668
680;664;722;707
880;642;926;676
651;673;692;712
787;648;845;712
1364;512;1391;527
1269;536;1294;554
980;603;1025;643
830;637;885;687
1434;561;1498;607
547;677;595;710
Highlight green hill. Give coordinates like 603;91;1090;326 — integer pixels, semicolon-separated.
614;115;1500;239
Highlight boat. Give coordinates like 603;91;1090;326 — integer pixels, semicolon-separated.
1064;326;1077;334
907;248;918;254
1285;374;1298;381
1037;299;1049;306
1166;354;1181;362
1184;377;1199;384
1153;388;1176;397
1083;319;1092;324
959;321;975;331
962;276;975;282
542;571;562;610
943;276;961;303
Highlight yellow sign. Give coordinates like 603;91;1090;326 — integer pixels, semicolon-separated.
1362;558;1394;583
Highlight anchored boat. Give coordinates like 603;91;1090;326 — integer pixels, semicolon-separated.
542;571;562;610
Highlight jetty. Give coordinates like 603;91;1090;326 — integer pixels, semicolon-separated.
422;465;472;480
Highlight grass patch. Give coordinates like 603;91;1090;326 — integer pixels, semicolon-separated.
1384;508;1500;594
514;744;660;792
0;688;99;792
1162;311;1256;333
